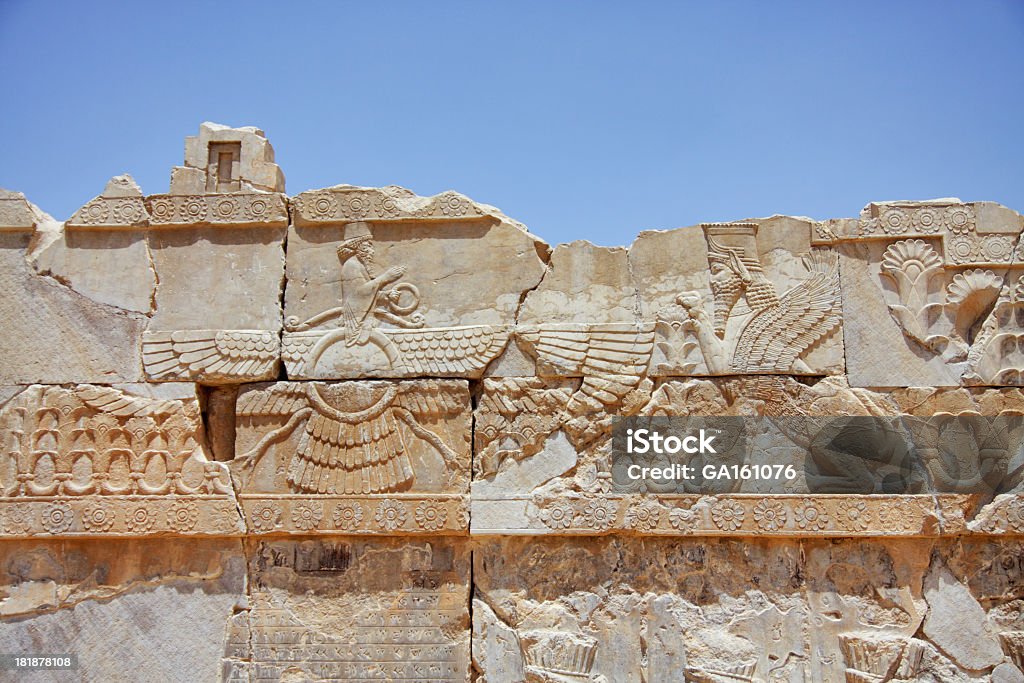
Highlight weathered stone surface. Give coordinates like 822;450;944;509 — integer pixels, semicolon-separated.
6;124;1024;680
170;121;285;195
518;241;637;324
0;383;242;537
35;175;154;314
225;537;470;682
282;188;547;379
0;200;146;384
820;199;1024;387
0;538;245;682
142;123;287;384
641;217;846;376
474;537;1024;683
923;562;1004;671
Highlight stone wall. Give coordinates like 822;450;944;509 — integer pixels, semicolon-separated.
1;122;1023;682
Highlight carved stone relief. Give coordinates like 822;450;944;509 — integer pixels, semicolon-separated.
223;538;469;682
4;124;1024;681
814;199;1024;387
0;384;241;537
282;193;547;378
231;380;470;535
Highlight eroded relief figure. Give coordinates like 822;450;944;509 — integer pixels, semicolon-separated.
283;221;507;378
286;221;424;353
336;222;416;345
663;223;841;374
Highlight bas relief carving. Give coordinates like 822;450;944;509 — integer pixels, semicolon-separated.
283;221;509;379
658;223;842;375
230;380;471;535
0;384;240;537
3;125;1024;682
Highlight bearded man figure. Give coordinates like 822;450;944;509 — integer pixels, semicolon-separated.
336;221;407;346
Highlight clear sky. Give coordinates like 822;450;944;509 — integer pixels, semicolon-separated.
1;1;1021;246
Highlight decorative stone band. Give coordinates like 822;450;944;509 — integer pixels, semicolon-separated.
142;330;281;382
291;187;487;226
282;325;509;379
240;494;469;535
0;193;35;231
67;196;149;229
812;203;1023;267
0;495;244;537
144;193;288;228
471;493;1024;537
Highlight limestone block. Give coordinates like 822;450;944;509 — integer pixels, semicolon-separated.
0;189;36;231
283;186;548;379
171;121;285;194
143;210;286;383
634;216;846;376
820;200;1024;387
0;537;245;683
518;241;638;324
227;537;470;682
0;196;146;384
34;175;154;313
230;380;470;535
0;383;242;537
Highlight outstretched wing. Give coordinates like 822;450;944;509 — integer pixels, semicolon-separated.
236;382;310;417
517;323;654;377
394;382;468;421
733;250;841;372
142;330;279;381
517;323;654;410
287;383;415;495
386;325;508;376
74;384;183;417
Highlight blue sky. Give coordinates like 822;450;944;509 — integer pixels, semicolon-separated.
1;1;1021;246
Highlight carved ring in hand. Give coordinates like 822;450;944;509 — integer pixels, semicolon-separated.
386;283;421;315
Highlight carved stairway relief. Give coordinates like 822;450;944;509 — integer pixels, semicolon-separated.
231;380;470;535
222;538;470;682
0;384;240;536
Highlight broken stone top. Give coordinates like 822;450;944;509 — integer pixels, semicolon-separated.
170;121;285;195
68;174;149;229
0;189;36;232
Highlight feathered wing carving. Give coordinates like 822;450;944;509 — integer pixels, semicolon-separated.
236;383;309;418
238;382;464;495
517;324;655;415
386;325;508;374
732;250;841;372
289;384;414;495
74;384;182;417
142;330;279;380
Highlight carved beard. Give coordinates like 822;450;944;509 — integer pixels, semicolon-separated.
709;274;743;337
357;248;376;276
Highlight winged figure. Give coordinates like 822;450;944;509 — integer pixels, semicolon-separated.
235;382;464;494
668;223;841;374
281;221;508;378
